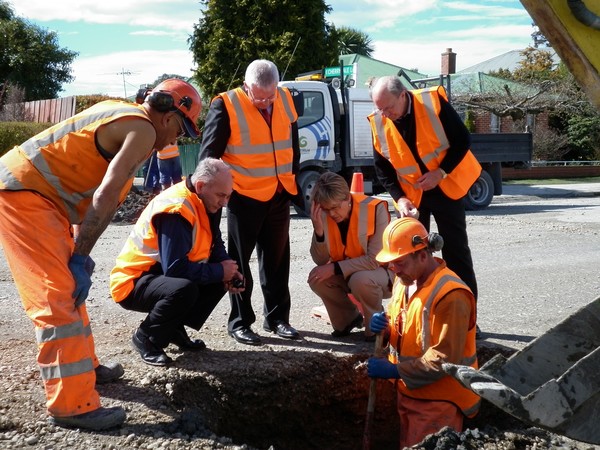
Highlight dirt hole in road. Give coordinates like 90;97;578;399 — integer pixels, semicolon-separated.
147;346;533;450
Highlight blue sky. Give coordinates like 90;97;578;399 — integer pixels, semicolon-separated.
12;0;535;98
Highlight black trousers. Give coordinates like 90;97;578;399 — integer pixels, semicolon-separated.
418;188;478;301
120;273;226;347
226;190;292;331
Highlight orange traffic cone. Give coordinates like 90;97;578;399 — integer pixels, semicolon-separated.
350;172;364;194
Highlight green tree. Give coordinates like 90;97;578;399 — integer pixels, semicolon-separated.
0;1;77;101
334;25;374;57
152;74;186;86
512;47;556;83
483;46;599;161
189;0;339;98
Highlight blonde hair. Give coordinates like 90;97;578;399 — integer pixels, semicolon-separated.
312;172;350;205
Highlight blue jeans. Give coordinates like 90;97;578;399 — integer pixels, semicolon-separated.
157;156;183;188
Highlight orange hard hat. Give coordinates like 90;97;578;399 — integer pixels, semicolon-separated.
376;217;429;263
148;79;202;138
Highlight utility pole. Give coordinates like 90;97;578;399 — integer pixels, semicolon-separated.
117;68;133;98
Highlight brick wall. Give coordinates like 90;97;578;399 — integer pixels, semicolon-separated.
503;165;600;179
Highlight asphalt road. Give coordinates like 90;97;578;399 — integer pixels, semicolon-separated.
1;182;599;353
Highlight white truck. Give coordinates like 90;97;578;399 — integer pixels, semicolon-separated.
279;78;532;215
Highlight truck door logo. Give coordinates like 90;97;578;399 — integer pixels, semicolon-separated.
299;116;332;161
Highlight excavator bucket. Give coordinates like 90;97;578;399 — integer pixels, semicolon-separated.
443;295;600;445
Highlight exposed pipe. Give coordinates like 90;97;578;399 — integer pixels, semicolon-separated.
567;0;600;30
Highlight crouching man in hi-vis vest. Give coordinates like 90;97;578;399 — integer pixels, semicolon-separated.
0;78;202;430
110;158;244;367
367;217;480;448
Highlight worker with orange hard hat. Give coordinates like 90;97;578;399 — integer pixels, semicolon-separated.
0;78;201;430
367;217;480;448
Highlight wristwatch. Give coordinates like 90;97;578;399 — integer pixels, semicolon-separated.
439;168;448;179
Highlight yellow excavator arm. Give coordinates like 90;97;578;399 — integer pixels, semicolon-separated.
520;0;600;110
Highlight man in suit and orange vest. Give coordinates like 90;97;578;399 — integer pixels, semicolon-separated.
367;217;480;448
308;172;394;341
369;75;482;337
200;59;301;346
0;78;201;430
110;158;243;366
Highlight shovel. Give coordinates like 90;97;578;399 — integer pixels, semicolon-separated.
362;333;384;450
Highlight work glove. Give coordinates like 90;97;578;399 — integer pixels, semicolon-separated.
370;311;389;334
367;357;400;379
68;254;95;307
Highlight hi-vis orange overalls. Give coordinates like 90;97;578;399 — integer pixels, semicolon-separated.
0;100;150;417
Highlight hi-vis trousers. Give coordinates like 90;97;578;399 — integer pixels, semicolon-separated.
0;190;101;417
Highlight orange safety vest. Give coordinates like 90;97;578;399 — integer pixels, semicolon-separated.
0;100;150;224
110;181;213;302
323;194;389;261
218;86;298;201
387;260;480;417
157;144;180;160
368;86;481;208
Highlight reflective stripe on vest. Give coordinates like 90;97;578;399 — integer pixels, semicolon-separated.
157;144;180;160
219;86;298;201
109;182;212;302
387;262;480;416
0;101;150;223
323;194;385;260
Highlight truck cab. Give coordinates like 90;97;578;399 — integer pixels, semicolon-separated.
281;78;532;215
280;79;380;215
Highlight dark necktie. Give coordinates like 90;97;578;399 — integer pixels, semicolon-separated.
260;108;271;126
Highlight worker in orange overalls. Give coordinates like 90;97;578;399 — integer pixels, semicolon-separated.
367;217;480;448
307;172;394;341
0;79;201;430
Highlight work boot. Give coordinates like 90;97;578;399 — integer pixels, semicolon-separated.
95;362;124;384
48;406;126;430
132;328;172;366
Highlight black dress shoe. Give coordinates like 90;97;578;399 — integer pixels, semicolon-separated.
263;320;300;340
132;328;173;366
229;327;262;346
170;327;206;351
331;314;364;337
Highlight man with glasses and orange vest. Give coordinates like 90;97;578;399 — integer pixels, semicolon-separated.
369;75;482;337
0;78;201;430
367;217;480;448
307;172;394;341
200;59;301;346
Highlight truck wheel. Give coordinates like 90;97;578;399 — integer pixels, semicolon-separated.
464;170;494;210
294;170;321;217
